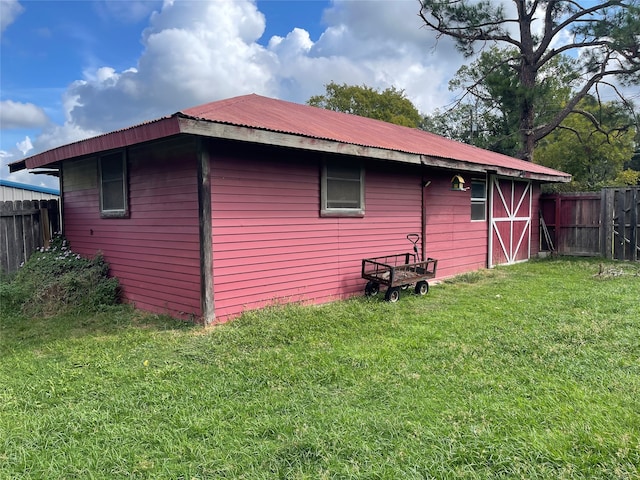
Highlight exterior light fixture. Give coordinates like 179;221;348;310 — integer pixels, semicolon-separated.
451;175;466;191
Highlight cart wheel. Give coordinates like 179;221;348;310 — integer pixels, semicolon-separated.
385;287;400;303
401;284;409;290
365;281;380;296
415;281;429;296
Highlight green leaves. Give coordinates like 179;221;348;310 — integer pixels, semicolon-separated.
308;82;422;128
536;96;637;189
420;0;508;57
418;0;640;162
1;235;119;317
425;47;579;158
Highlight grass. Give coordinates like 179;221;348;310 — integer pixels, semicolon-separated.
1;258;639;479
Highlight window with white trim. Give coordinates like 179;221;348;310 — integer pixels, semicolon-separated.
99;151;128;217
321;160;364;217
471;179;486;221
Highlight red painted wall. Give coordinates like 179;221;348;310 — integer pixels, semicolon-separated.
530;183;542;256
423;172;489;278
60;136;546;322
62;139;202;319
210;146;424;320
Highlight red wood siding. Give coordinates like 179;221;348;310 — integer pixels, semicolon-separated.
59;136;548;322
423;172;489;278
530;183;542;256
62;138;201;319
209;145;533;321
210;149;423;320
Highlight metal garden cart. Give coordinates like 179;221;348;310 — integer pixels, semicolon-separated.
361;234;438;302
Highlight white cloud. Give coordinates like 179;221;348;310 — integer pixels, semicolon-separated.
16;136;33;155
3;167;60;190
266;0;463;112
35;121;101;153
0;0;23;34
62;0;464;135
7;0;469;172
1;120;99;187
268;28;313;58
66;0;279;132
0;100;49;129
97;0;162;24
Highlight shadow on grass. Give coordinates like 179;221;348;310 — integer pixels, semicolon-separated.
0;304;196;354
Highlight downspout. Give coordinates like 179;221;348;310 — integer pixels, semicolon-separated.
421;175;429;261
419;157;432;262
197;138;215;324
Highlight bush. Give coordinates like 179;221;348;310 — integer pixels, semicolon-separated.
0;236;119;316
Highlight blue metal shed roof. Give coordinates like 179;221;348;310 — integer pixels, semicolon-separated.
0;179;60;195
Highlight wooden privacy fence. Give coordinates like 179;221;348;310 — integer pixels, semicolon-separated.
540;187;639;261
0;199;60;274
603;187;639;261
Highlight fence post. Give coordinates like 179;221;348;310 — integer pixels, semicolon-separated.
630;188;638;262
0;199;61;275
1;201;14;274
39;201;52;246
553;194;561;253
600;189;614;259
48;199;61;235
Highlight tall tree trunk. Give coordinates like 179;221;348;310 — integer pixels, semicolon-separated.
517;0;536;162
519;64;537;162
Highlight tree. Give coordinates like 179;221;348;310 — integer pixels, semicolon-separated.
308;82;422;128
419;0;640;161
424;46;578;157
421;103;482;145
535;96;637;189
626;112;640;173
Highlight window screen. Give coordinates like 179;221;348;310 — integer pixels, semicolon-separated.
471;179;486;221
321;161;364;216
99;151;128;216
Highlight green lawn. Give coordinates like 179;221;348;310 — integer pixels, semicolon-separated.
1;258;639;479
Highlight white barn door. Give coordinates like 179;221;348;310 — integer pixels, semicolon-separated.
489;176;532;267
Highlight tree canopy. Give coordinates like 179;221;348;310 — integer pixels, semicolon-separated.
308;82;422;128
419;0;640;161
424;46;581;157
535;96;637;189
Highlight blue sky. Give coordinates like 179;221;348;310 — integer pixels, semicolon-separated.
1;0;465;188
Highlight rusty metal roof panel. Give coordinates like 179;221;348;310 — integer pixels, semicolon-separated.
181;94;565;178
10;116;181;171
12;93;568;181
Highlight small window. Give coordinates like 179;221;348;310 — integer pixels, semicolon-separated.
321;160;364;217
99;151;128;217
471;179;486;221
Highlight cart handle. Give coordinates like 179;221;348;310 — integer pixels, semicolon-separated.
406;233;420;245
407;233;421;262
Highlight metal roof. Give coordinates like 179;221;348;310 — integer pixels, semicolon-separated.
0;179;60;195
10;93;570;182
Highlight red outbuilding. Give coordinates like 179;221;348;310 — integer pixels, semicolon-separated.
10;94;570;322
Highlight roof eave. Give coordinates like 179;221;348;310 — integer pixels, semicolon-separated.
420;155;571;183
178;116;571;183
8;160;26;173
9;116;182;172
9;112;570;184
177;116;422;165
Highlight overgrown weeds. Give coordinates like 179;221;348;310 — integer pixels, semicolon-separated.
0;235;119;317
